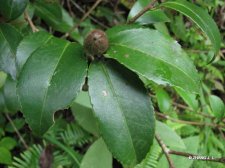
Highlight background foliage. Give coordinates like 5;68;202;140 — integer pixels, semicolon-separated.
0;0;224;168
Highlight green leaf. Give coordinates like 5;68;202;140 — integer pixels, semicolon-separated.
135;139;162;168
16;31;53;76
156;121;186;149
154;22;170;36
209;95;225;119
0;137;17;150
5;118;25;133
0;90;5;112
33;0;82;43
0;147;12;165
176;87;199;111
155;88;172;112
80;138;112;168
170;15;187;41
0;24;22;79
0;0;28;21
128;0;170;24
71;92;99;136
17;38;87;136
89;60;155;166
3;77;20;113
106;26;200;93
0;71;7;88
161;0;221;59
34;0;62;24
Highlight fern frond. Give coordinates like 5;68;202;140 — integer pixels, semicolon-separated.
9;144;42;168
58;123;93;147
135;140;162;168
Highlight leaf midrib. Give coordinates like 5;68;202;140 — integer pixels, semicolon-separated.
39;42;70;133
9;0;14;19
109;43;199;92
100;63;137;162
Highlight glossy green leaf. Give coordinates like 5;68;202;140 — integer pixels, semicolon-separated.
106;26;200;93
34;1;64;30
0;0;28;21
0;147;12;165
155;88;172;112
0;137;17;150
18;38;87;135
156;121;186;149
154;22;170;36
81;138;112;168
176;87;199;111
209;95;225;119
3;77;20;113
16;31;53;76
161;0;221;58
128;0;170;24
0;24;22;79
89;60;155;166
72;92;99;136
34;0;82;43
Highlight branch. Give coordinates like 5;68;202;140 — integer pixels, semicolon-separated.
62;0;103;38
156;112;225;128
127;0;158;24
5;113;28;149
156;133;225;165
149;93;220;121
155;134;175;168
66;0;75;17
70;0;108;29
169;150;225;164
24;10;39;32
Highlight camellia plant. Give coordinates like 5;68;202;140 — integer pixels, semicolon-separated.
0;0;224;167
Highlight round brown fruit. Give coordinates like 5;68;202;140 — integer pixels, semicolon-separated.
84;29;109;56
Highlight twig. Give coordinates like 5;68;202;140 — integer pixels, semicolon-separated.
128;0;158;24
70;0;108;29
172;102;217;119
24;10;39;32
66;0;75;17
62;0;103;38
150;93;224;123
156;132;225;164
172;101;193;111
156;133;225;165
169;150;225;164
155;134;175;168
5;113;28;149
156;112;225;128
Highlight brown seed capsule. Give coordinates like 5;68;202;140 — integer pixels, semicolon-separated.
84;29;109;56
